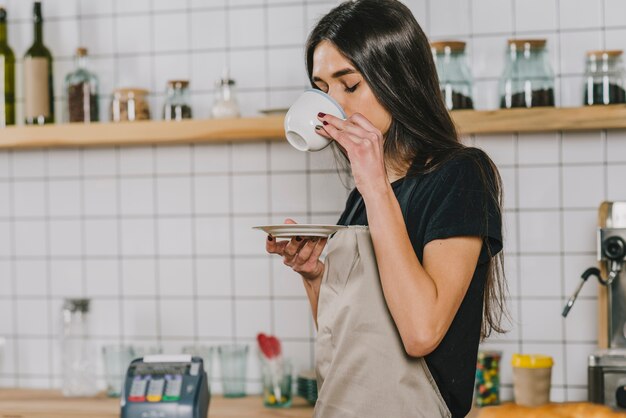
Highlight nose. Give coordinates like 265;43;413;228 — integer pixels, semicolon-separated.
327;89;347;113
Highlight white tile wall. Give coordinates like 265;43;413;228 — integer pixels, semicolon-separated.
0;0;624;402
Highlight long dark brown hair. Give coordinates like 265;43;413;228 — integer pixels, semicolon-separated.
306;0;508;339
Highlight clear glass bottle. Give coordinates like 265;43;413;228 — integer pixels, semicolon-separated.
65;47;99;123
211;73;240;119
583;50;626;105
499;39;555;109
61;298;98;397
0;7;16;127
163;80;192;121
24;1;54;125
110;88;151;122
431;41;474;110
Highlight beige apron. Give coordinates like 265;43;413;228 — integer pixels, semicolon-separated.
314;226;451;418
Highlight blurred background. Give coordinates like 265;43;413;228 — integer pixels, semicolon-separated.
0;0;624;406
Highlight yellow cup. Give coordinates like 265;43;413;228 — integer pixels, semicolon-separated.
511;354;553;407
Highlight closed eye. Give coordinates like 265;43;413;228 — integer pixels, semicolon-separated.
345;82;360;93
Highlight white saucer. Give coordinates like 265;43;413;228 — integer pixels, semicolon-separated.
253;224;346;238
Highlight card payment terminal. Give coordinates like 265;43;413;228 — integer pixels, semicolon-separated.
121;355;210;418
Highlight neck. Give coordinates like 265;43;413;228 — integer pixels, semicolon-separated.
0;22;6;44
386;158;410;183
34;21;42;44
76;55;86;69
387;169;405;183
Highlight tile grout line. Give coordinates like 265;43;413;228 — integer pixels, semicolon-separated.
190;143;200;344
513;133;523;357
115;147;125;346
8;150;19;387
558;130;570;400
267;142;275;336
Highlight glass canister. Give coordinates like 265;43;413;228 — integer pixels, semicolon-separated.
110;88;150;122
500;39;555;108
583;50;626;105
431;40;474;110
211;75;240;119
61;298;98;397
475;350;502;407
163;79;192;121
64;47;99;123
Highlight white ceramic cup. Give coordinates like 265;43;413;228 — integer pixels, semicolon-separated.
284;89;346;152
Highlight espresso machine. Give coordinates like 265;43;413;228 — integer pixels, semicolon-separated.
563;201;626;410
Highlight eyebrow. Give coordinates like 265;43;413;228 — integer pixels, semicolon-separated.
312;68;357;82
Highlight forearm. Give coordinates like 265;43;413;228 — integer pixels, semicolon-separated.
363;186;442;353
302;275;322;330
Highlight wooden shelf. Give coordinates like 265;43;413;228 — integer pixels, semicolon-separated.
2;106;626;150
451;105;626;135
0;115;285;149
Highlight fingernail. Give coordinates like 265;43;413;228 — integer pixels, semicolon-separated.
322;121;329;126
296;236;302;242
318;112;326;118
267;235;273;241
315;125;322;130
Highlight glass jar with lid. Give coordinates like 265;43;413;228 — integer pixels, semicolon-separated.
211;72;240;119
110;88;150;122
431;40;474;110
583;50;626;105
64;47;99;123
163;79;192;121
499;39;555;108
61;298;98;397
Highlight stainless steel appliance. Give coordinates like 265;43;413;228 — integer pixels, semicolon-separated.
563;201;626;410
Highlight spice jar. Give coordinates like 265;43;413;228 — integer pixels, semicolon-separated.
500;39;555;108
110;88;150;122
431;41;474;110
211;69;240;119
511;354;553;407
64;47;99;123
475;350;501;407
583;50;626;105
163;80;192;121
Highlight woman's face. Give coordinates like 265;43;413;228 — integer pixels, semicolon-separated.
311;40;392;135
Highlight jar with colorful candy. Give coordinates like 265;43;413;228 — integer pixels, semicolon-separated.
475;350;502;406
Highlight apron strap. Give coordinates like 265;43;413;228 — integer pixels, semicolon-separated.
343;196;363;226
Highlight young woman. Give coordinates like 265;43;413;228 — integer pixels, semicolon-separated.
266;1;507;417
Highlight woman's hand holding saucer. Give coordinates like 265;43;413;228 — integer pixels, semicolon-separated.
265;218;327;282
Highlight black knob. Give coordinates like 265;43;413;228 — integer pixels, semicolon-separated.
616;385;626;408
603;236;626;261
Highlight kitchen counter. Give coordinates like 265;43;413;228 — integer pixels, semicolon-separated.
12;389;607;418
0;389;314;418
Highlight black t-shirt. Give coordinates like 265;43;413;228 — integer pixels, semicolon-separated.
337;148;503;418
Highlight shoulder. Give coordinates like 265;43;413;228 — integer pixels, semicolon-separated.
434;148;495;178
402;147;496;186
425;148;499;194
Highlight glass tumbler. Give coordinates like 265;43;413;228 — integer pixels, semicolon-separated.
102;345;136;397
218;344;248;397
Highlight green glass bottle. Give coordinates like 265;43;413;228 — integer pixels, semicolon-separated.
0;7;15;127
24;1;54;125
